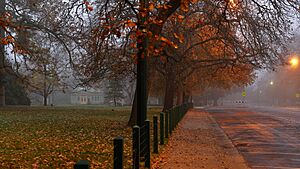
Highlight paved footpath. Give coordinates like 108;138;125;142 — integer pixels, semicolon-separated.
153;109;249;169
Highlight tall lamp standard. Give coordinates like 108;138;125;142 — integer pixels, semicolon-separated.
288;56;299;105
269;80;275;106
257;90;262;106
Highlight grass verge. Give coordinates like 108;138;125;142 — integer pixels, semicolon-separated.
0;106;161;168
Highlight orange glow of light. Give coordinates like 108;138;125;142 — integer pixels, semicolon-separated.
229;0;237;8
289;57;299;68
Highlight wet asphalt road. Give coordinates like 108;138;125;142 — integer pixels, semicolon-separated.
205;106;300;169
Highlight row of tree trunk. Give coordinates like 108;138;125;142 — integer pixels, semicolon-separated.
0;0;6;107
128;67;191;126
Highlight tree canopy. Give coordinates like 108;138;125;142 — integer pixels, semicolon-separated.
0;0;299;114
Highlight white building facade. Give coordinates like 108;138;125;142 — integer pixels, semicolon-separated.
70;90;104;105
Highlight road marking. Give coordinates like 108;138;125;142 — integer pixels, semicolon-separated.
252;166;300;169
291;159;300;162
234;142;300;146
244;151;300;156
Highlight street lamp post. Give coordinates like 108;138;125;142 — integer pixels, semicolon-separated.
288;56;299;105
257;90;262;106
269;81;275;106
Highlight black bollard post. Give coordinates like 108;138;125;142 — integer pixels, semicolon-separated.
175;108;178;127
160;112;164;145
133;126;140;169
153;116;158;154
74;160;89;169
113;137;124;169
144;120;151;168
165;112;169;138
169;110;172;134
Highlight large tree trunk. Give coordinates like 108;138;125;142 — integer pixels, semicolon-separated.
176;89;183;105
127;0;182;127
127;91;137;126
128;73;152;127
0;84;4;106
134;0;149;129
0;0;6;107
163;69;176;111
43;64;47;106
114;97;117;107
128;68;153;127
43;95;47;106
184;93;190;103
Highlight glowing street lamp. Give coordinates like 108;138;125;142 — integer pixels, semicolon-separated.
289;57;299;68
229;0;237;8
269;81;275;105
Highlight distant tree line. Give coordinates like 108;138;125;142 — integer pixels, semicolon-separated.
0;0;299;126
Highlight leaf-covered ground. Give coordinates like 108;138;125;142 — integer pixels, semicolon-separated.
0;106;161;168
153;110;249;169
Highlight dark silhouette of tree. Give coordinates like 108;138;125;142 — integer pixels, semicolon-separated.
0;0;6;106
4;70;31;105
104;78;125;107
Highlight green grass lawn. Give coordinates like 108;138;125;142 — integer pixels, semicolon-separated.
0;106;162;168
